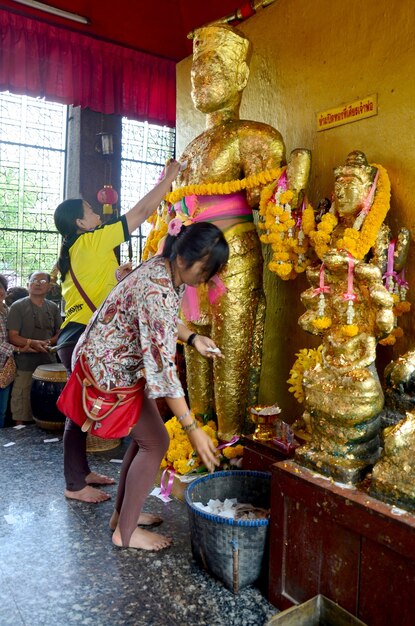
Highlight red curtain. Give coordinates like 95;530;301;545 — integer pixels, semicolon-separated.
0;10;176;126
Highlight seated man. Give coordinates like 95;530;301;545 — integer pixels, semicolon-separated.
7;271;61;425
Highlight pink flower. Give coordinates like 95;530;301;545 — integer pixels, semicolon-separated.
168;218;183;237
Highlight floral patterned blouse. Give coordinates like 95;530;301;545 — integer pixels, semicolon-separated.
75;256;185;399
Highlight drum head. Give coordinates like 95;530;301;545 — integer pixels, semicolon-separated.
32;363;68;382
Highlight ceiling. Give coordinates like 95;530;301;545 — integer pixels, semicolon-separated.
2;0;249;61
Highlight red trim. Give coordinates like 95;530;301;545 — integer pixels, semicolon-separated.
239;2;256;20
0;9;176;125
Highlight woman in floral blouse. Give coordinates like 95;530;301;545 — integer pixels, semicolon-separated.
73;221;229;550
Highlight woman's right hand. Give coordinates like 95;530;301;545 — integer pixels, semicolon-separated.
187;427;220;473
163;159;182;182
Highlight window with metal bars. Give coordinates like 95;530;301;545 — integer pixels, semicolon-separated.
0;93;175;288
119;118;175;264
0;91;67;288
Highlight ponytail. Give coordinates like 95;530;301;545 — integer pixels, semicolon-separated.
54;199;84;281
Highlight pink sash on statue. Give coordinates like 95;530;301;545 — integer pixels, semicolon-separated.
174;192;253;321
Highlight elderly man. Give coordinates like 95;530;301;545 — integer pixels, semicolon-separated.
7;271;61;425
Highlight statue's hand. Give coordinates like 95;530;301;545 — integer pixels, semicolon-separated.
193;335;224;358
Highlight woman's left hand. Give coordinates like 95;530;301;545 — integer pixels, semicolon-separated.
116;262;133;281
193;335;223;359
187;427;220;472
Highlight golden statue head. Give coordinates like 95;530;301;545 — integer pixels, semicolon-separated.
334;151;378;219
191;26;252;114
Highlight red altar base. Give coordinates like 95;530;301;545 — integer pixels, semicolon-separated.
268;460;415;626
240;434;296;472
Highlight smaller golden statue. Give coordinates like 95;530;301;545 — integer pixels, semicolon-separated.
295;152;395;484
380;349;415;428
370;412;415;512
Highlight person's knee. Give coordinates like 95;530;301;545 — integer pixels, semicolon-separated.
160;428;170;456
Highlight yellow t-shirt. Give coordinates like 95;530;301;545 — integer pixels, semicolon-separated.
61;217;128;328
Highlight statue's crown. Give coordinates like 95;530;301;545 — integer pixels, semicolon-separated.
193;25;251;63
334;150;377;183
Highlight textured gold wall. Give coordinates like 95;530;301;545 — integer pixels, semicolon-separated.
176;0;415;420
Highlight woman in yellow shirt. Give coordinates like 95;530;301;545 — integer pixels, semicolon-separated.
54;160;181;503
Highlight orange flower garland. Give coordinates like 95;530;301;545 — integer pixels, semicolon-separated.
165;166;285;205
142;209;168;261
308;163;390;261
258;173;316;280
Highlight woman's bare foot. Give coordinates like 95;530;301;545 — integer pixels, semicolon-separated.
65;486;111;503
86;471;115;486
109;510;163;530
112;526;172;551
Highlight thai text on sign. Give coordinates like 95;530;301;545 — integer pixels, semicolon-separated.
317;94;378;131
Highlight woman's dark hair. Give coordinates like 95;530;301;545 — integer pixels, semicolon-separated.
162;222;229;280
54;199;84;281
0;274;8;292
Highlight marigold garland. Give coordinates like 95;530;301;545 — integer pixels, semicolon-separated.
258;173;316;280
165;166;285;205
308;163;391;261
287;345;323;403
160;416;244;474
311;317;332;330
160;416;218;474
379;326;405;346
340;324;359;337
394;301;411;315
142;211;168;261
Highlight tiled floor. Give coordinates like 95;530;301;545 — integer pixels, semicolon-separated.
0;425;279;626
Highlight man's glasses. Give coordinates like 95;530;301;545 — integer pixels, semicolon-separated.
29;279;48;285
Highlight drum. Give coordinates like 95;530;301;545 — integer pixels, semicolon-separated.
30;363;68;430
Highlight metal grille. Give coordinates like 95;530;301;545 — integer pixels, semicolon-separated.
0;92;67;287
120;119;175;263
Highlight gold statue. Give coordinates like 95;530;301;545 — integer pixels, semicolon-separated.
170;25;310;440
370;411;415;512
381;350;415;427
295;153;395;483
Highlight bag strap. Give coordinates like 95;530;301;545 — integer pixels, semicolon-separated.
80;380;127;433
69;263;97;313
78;354;142;396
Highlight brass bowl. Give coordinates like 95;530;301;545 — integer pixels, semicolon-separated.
250;405;281;441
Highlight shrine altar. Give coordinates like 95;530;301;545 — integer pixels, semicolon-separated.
268;460;415;626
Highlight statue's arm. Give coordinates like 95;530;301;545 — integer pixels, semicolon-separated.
238;123;286;207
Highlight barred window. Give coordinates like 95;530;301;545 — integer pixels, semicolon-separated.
0;92;67;288
0;96;175;288
120;119;175;264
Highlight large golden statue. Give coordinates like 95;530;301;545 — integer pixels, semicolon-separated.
169;25;310;440
295;152;395;483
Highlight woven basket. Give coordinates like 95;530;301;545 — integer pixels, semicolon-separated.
185;470;271;593
33;417;65;431
86;434;121;452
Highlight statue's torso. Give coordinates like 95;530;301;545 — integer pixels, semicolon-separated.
176;120;285;215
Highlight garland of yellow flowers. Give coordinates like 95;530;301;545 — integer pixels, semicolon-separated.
308;163;391;261
258;170;316;280
142;209;168;261
160;416;244;474
165;166;285;205
143;166;286;261
287;345;323;404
